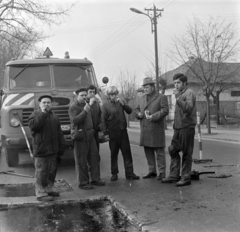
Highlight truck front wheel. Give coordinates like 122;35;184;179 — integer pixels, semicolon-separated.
5;148;19;167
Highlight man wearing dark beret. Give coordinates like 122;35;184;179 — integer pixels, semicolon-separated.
28;95;66;201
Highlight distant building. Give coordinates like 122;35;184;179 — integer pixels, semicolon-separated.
160;57;240;121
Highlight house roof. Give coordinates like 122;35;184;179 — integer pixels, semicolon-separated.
161;58;240;86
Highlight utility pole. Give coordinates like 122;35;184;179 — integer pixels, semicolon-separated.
144;5;163;92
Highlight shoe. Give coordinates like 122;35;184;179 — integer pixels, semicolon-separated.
79;184;94;190
48;191;60;197
37;195;54;202
157;173;165;181
162;176;181;183
110;174;118;181
176;179;191;187
90;180;106;186
143;172;157;179
126;173;140;180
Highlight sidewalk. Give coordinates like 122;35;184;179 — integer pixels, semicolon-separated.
129;121;240;143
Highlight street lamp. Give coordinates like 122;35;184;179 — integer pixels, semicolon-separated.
130;6;163;92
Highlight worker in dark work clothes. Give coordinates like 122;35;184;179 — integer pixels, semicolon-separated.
28;95;65;201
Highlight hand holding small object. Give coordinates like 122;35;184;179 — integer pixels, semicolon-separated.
138;112;144;119
84;103;91;113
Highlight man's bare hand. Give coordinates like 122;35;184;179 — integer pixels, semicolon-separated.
89;97;96;106
84;103;91;113
116;98;124;106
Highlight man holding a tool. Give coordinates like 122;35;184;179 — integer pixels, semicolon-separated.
69;88;105;190
28;95;66;201
162;73;196;187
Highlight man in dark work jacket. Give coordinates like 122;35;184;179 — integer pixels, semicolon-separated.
102;86;139;181
69;87;105;190
28;95;65;202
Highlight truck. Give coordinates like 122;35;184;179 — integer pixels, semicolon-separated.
0;49;107;167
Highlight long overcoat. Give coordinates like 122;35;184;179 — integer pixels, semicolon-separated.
135;91;169;147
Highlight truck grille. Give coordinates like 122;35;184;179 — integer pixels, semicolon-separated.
22;107;70;126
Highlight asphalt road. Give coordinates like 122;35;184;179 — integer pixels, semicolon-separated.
1;129;240;232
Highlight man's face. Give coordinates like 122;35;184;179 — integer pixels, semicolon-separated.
109;93;117;102
39;98;52;111
143;85;154;95
87;89;96;99
174;78;186;91
77;91;87;103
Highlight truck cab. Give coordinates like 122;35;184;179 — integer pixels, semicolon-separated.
0;52;105;167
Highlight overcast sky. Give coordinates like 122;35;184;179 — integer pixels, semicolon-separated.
43;0;240;86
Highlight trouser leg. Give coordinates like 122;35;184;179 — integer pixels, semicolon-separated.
109;139;119;175
168;129;181;178
73;141;90;186
144;147;156;173
45;154;58;193
179;128;195;179
94;131;100;152
88;137;101;182
35;156;50;198
155;147;166;174
120;130;134;176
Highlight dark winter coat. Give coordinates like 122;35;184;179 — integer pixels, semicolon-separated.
135;91;169;147
102;99;132;140
28;109;65;157
68;100;94;141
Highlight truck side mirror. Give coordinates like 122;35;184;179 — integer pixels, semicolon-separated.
0;90;4;96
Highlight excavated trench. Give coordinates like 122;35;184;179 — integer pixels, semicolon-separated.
0;182;142;232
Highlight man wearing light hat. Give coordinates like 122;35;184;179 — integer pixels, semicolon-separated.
28;95;66;201
135;77;169;180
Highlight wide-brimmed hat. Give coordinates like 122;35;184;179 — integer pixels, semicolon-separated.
142;77;155;86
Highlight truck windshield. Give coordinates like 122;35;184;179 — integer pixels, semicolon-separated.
53;65;93;88
9;65;51;89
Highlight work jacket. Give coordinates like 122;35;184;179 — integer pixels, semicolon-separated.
174;86;197;129
28;109;65;157
68;100;94;141
102;99;132;139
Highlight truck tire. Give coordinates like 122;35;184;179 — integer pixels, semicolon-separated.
5;148;19;167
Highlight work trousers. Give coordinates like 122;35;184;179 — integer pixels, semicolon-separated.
169;128;195;179
34;154;57;198
73;136;101;186
143;147;166;174
94;131;100;152
109;129;134;176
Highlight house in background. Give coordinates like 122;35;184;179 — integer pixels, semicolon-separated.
160;57;240;123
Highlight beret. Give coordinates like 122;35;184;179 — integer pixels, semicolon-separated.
38;95;53;102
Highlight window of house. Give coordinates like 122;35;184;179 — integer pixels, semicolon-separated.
231;91;240;97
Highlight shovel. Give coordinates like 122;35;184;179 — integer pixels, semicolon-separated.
191;170;215;180
0;170;34;178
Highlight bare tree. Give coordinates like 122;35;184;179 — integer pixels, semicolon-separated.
0;32;44;88
144;54;172;94
117;69;139;127
0;0;73;43
170;17;240;134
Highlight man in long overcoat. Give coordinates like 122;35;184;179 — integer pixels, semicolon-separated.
135;77;169;180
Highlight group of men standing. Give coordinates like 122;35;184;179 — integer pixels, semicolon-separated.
28;73;196;202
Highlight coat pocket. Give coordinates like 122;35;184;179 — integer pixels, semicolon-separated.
73;129;85;141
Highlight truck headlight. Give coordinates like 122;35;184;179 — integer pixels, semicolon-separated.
10;118;20;127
